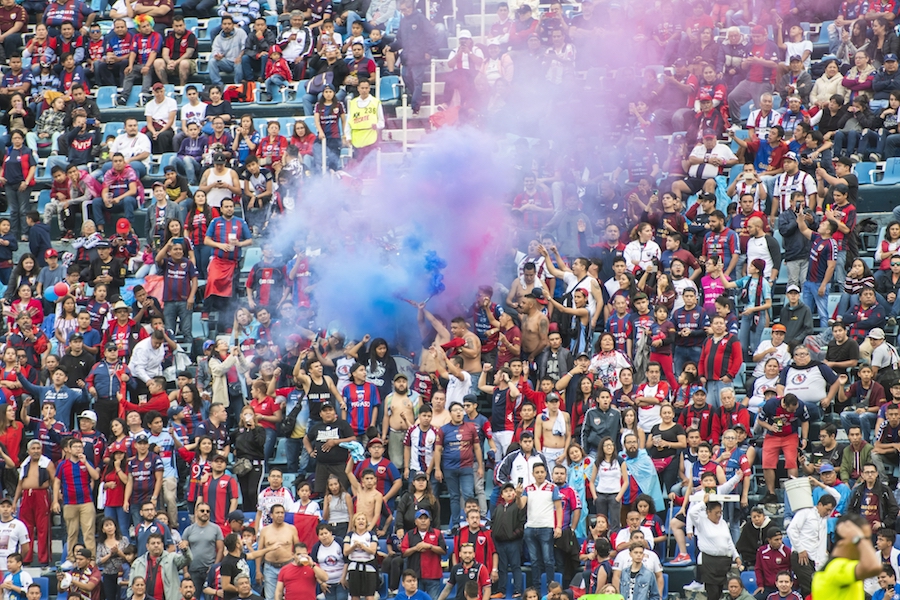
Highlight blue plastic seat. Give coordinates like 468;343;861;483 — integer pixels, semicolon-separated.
874;157;900;185
126;86;143;107
103;121;124;139
37;190;51;212
198;17;221;42
256;87;286;104
379;75;401;102
741;571;757;591
33;577;48;600
96;86;118;109
183;17;198;31
149;153;177;176
855;161;877;184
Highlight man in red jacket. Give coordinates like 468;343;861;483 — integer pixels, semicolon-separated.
677;387;714;440
120;376;170;415
698;315;743;411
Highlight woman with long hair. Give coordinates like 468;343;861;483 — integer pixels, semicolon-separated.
178;383;208;440
647;403;687;494
836;257;879;314
3;253;39;303
868;16;899;67
184;189;218;279
248;379;281;461
835;96;882;161
0;404;21;498
623;222;661;276
187;436;214;512
877;92;900;161
619;406;645;449
836;19;870;64
291;120;316;169
639;270;676;313
649;305;677;389
232;308;260;355
3;283;43;331
232;114;259;165
96;517;128;600
313;85;346;173
257;121;288;171
105;418;132;458
232;405;266;513
394;472;441;537
567;443;592;538
721;258;772;352
876;221;900;270
0;347;22;406
322;474;353;539
344;513;379;600
101;449;130;541
347;336;398;402
695;63;729;122
162;219;196;264
54;294;78;353
589;333;632;393
590;436;628;532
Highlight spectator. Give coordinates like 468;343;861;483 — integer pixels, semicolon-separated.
54;437;99;561
777;344;841;421
117;16;162;106
209;16;247;87
389;0;438;114
181;501;224;593
274;542;328;600
519;462;561;591
129;532;191;600
758;393;810;504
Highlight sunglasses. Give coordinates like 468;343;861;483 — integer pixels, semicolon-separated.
892;262;900;266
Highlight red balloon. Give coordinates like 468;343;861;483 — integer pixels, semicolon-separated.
53;282;69;297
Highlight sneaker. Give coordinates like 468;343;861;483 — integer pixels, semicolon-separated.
761;492;778;504
684;581;705;592
890;317;897;327
870;153;882;162
669;552;692;565
116;95;127;106
851;153;862;163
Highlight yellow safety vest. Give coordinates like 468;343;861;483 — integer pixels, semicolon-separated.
347;96;381;149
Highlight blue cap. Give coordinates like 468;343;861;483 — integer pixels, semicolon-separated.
886;53;898;62
819;463;835;473
415;509;431;519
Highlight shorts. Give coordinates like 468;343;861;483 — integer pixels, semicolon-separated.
762;433;799;469
543;446;567;467
681;176;712;195
348;568;379;596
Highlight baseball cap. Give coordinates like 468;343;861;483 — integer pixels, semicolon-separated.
415;509;431;519
751;25;766;34
783;151;799;162
134;434;149;443
786;285;801;294
163;165;177;173
203;340;215;352
869;328;886;340
501;482;516;492
211;453;227;462
732;423;747;432
366;437;384;448
167;405;185;418
789;54;803;62
463;394;478;405
213;152;227;164
393;373;408;382
766;529;784;539
117;218;130;234
837;156;854;167
702;128;717;139
45;248;58;259
633;292;649;302
772;324;787;333
886;53;898;62
104;342;119;352
413;472;428;481
576;351;591;360
78;410;97;422
152;181;165;189
95;239;110;249
457;29;472;39
698;92;713;102
524;288;547;305
546;392;561;403
227;510;245;522
152;82;165;90
69;332;84;341
819;463;835;473
692;387;707;395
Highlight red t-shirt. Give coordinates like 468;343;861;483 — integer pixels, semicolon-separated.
276;562;318;597
102;469;125;507
250;396;279;430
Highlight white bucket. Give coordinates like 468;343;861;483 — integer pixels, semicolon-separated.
784;477;813;511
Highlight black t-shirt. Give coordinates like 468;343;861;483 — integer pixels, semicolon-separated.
824;173;859;205
647;423;686;459
307;419;354;464
219;553;250;600
824;338;860;375
808;441;846;468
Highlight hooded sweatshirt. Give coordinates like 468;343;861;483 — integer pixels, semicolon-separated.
736;515;773;565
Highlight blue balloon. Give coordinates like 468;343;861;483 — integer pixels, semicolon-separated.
44;288;58;302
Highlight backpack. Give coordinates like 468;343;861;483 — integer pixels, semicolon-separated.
223;81;256;103
306;71;334;95
279;392;306;437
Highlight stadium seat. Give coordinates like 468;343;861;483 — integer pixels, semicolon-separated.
37;190;51;213
663;573;669;598
182;17;199;32
178;510;191;533
33;577;48;600
126;86;144;107
379;75;402;104
270;437;287;466
197;18;221;42
257;87;286;104
149;153;177;176
103;121;125;139
741;571;756;591
96;86;118;110
855;161;877;184
874;157;900;185
277;117;296;133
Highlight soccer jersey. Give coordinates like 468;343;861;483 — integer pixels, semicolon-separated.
404;425;441;472
808;233;837;284
439;422;480;470
57;458;94;504
202;473;239;525
342;382;380;435
127;453;164;505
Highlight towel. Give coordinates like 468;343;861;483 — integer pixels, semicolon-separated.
340;441;366;463
621;448;665;510
541;409;567;437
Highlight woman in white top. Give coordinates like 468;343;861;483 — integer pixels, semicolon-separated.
623;223;661;276
590;437;628;532
590;333;632;392
810;59;849;108
343;513;379;600
747;357;782;414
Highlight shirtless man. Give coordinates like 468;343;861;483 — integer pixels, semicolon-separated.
537;393;571;466
256;504;300;599
430;390;451;428
382;374;418;470
351;470;384;534
507;262;541;309
519;290;550;361
449;317;482;393
12;440;56;567
415;305;451;401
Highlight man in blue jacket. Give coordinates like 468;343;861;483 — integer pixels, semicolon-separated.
18;365;89;430
85;342;136;437
388;0;438;114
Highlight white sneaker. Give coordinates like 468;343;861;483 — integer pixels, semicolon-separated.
684;581;705;592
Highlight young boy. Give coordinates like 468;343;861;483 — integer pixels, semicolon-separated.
2;553;33;600
873;564;900;600
492;483;525;599
294;481;322;518
397;569;431;600
174;121;206;185
353;470;383;533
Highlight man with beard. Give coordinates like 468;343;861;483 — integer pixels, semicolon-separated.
381;374;419;470
507;262;541;311
203;197;252;326
620;433;665;522
182;501;224;593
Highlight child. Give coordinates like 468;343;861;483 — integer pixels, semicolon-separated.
872;564;900;600
25;212;51;262
352;470;384;533
118;545;137;596
27;94;67;154
315;20;342;54
263;46;292;102
672;371;698;413
367;28;388;72
396;569;431;600
173;122;206;186
93;134;115;166
2;552;33;600
29;63;59;115
294;480;322;518
343;20;366;58
110;218;140;264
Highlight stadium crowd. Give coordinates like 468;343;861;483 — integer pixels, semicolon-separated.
0;0;896;600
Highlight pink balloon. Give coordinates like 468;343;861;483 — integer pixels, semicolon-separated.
53;282;69;297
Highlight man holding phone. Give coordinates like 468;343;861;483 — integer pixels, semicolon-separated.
155;237;198;352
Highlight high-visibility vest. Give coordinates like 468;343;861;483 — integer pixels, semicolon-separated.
347;96;381;148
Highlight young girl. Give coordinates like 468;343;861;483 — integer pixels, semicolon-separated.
26;94;67;153
323;474;353;539
291;120;316;169
649;305;676;389
257;121;288;171
187;436;214;513
54;294;78;353
634;493;666;548
314;84;347;173
101;451;130;540
184;190;218;280
344;513;378;600
591;436;628;532
567;443;592;538
178;383;209;440
0;347;21;405
700;254;728;314
523;588;540;600
231;115;259;165
4;254;38;304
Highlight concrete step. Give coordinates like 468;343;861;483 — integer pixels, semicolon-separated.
394;105;440;118
382;128;428;143
385;116;431;129
423;81;446;95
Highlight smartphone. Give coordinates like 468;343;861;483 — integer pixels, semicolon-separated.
172;237;184;246
517;477;524;485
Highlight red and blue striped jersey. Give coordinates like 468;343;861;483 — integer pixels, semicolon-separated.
57;458;94;504
605;313;633;353
438;422;480;470
702;228;740;265
207;217;251;262
202;473;239;525
126;453;163;505
353;457;401;497
807;233;837;284
342;383;381;435
160;258;198;302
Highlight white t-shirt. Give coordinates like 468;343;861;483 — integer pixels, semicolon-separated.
751;341;791;377
746;235;776;279
773;170;816;212
0;519;29;571
2;569;32;600
873;342;900;371
111;132;152;167
446;370;472;408
313;540;345;584
749;376;780;412
562;271;597;316
594;458;624;494
145;96;178;127
109;0;135;29
180;102;208;130
612;545;663;571
687;144;738;179
784;40;814;68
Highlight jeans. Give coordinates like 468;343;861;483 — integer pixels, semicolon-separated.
313;139;343;173
96;60;127;87
263;562;281;600
524;527;555;589
673;345;702;379
705;380;733;411
163;300;193;349
496;538;523;596
92;196;138;229
180;0;216;17
209;59;243;86
195;243;212;280
594;493;622;531
802;280;831;327
173;156;201;185
5;183;30;239
420;579;444;598
120;64;155;100
401;62;428;111
834;249;847;290
285;437;310;474
265;74;288;99
263;427;277;463
128;504;143;527
104;505;131;541
739;313;765;359
323;581;349;600
840;410;879;442
241;54;268;82
442;466;474;527
727;80;774;123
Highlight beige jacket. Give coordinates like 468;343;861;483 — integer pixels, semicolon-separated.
209;352;252;407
